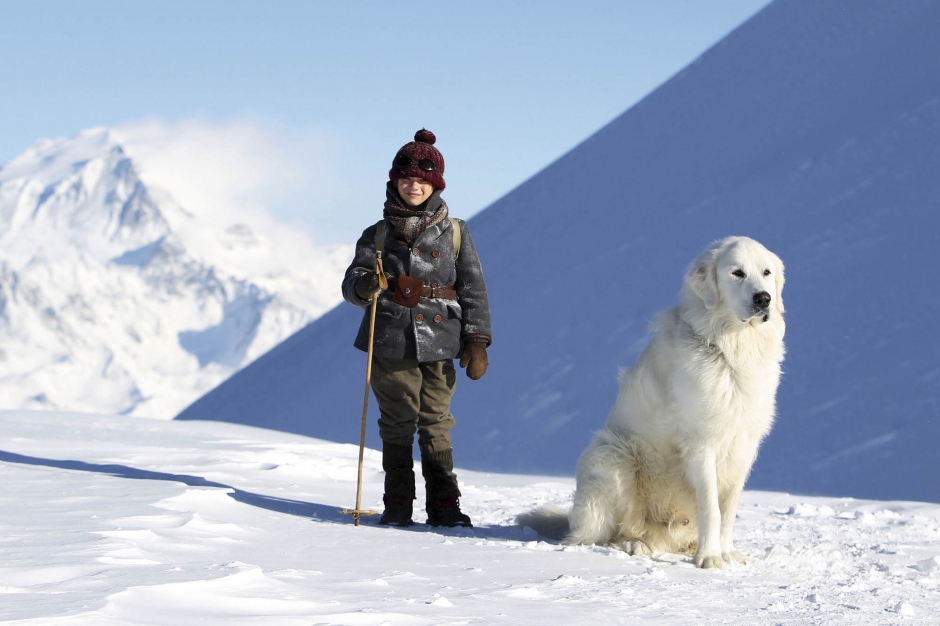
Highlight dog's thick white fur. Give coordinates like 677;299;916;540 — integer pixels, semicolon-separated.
518;237;785;569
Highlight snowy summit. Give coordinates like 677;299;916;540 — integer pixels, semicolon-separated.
0;128;349;418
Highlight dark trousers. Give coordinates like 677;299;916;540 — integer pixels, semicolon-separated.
370;356;456;454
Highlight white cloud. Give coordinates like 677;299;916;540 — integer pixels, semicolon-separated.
113;119;358;241
111;118;356;299
113;118;320;227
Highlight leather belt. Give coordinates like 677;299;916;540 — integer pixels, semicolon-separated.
420;284;457;299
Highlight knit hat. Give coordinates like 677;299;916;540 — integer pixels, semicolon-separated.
389;129;446;190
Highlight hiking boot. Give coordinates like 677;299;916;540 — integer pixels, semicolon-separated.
426;495;473;528
421;447;472;528
380;442;415;527
379;494;414;527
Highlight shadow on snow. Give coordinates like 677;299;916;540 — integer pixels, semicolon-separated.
0;449;532;541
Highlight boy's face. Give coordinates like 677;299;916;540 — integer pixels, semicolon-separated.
397;177;435;207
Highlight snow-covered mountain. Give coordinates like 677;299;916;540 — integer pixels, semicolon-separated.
0;128;349;417
178;0;940;504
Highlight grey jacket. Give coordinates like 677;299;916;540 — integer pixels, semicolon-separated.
343;206;492;362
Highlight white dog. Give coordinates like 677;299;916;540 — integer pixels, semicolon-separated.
519;236;786;569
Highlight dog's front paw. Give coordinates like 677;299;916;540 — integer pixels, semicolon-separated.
694;554;726;569
618;539;653;557
723;550;749;565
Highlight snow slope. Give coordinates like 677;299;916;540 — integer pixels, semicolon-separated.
0;128;350;418
2;410;939;625
178;0;940;503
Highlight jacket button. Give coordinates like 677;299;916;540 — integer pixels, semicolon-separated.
432;250;440;258
431;282;438;288
412;248;420;256
433;314;442;323
415;313;424;322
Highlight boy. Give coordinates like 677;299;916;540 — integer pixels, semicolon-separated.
342;129;492;527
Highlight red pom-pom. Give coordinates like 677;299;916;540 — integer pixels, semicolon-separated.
414;129;436;145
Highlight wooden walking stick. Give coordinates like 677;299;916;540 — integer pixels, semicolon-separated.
339;251;389;525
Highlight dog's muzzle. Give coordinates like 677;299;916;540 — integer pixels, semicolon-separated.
751;291;771;322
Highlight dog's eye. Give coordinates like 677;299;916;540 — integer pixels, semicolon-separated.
763;269;772;277
732;269;745;278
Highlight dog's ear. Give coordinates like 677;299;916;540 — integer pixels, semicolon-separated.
686;249;720;309
773;253;785;313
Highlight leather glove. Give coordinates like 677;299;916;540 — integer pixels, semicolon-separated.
459;342;488;380
354;273;380;301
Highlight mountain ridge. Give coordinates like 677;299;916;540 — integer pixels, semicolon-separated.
0;127;349;417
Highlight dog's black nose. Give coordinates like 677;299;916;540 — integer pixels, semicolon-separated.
753;291;771;309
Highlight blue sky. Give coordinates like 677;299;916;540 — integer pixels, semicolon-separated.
1;0;769;243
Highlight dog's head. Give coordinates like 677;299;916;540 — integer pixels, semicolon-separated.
685;236;785;324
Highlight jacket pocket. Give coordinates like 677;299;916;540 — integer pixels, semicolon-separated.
377;294;406;318
445;301;462;321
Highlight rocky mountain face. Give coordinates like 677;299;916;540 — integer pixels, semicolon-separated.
0;128;349;417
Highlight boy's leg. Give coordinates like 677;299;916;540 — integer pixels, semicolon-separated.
415;360;472;527
415;360;456;454
371;356;424;446
370;357;422;526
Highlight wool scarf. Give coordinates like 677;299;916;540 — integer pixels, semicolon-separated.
383;190;448;243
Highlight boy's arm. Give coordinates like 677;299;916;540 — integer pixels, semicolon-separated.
342;223;380;308
453;220;492;345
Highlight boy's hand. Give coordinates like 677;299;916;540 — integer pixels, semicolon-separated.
355;273;380;300
459;342;488;380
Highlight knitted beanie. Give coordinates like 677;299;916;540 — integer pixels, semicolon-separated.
389;129;446;190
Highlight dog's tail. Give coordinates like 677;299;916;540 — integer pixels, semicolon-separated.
515;504;571;541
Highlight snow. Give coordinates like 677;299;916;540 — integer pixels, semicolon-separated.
178;0;940;504
2;409;939;624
